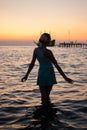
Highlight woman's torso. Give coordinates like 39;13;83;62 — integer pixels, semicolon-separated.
36;47;57;86
36;47;53;68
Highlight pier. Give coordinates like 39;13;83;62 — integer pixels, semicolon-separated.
58;42;87;48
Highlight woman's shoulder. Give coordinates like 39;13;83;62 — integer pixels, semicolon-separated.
45;48;52;54
44;48;53;58
34;47;39;51
33;47;38;55
33;47;40;55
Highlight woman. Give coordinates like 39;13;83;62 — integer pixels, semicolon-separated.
21;33;73;104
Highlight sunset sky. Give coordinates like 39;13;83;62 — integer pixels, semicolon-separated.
0;0;87;44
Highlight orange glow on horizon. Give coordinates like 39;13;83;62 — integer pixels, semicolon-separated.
0;34;35;41
0;33;87;42
0;27;87;42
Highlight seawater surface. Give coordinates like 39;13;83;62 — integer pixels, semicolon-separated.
0;46;87;130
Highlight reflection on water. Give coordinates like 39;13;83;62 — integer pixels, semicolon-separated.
25;103;58;130
17;103;76;130
0;46;87;130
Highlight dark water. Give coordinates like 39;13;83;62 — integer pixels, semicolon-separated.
0;46;87;130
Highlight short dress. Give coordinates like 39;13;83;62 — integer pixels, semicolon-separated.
36;47;57;86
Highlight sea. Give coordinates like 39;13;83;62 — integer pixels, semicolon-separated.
0;45;87;130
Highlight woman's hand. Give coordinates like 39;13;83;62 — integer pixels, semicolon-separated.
65;77;74;84
21;75;28;82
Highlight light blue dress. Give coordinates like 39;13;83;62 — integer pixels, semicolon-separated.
36;47;57;86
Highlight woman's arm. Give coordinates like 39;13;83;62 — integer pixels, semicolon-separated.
45;49;73;83
21;48;37;82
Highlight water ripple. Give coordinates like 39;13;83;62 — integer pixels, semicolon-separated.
0;46;87;130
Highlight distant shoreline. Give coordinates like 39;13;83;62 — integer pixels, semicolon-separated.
0;45;35;46
0;41;35;46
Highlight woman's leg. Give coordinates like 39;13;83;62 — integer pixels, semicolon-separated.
39;86;53;104
46;86;53;98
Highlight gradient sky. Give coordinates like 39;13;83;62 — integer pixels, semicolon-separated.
0;0;87;43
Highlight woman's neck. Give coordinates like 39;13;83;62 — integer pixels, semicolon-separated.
39;43;46;48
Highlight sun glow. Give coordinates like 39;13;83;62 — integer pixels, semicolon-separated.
0;0;87;44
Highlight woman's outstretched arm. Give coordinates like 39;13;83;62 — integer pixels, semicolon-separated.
45;49;73;84
21;48;37;82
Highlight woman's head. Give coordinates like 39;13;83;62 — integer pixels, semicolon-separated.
39;33;51;46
